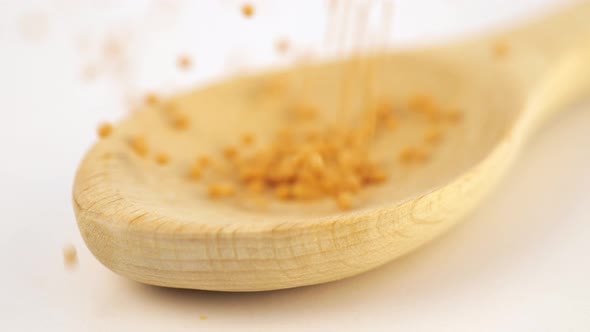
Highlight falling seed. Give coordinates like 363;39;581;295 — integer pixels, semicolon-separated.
97;123;113;139
177;55;193;70
241;3;254;18
63;244;78;269
275;38;290;54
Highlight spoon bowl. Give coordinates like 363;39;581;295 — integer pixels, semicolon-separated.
74;3;590;291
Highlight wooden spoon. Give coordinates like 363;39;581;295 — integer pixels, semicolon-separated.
73;3;590;291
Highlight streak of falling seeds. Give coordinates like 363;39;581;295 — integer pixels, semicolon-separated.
94;1;463;212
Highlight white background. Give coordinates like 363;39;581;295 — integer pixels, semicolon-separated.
0;0;589;331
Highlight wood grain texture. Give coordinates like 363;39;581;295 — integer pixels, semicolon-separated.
73;3;590;291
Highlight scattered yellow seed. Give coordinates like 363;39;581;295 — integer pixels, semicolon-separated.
424;127;443;144
342;173;361;192
493;41;509;59
399;146;430;163
376;102;394;120
399;150;413;163
386;116;399;131
277;128;294;142
88;6;467;213
305;129;321;142
408;95;434;113
63;244;78;269
208;183;235;198
145;93;160;106
241;132;255;146
246;179;265;193
336;191;353;210
297;167;315;183
241;3;254;18
445;110;463;123
187;91;458;210
413;148;430;162
177;55;192;70
190;165;202;180
407;95;447;124
199;315;208;321
130;136;148;157
268;164;295;183
102;152;112;160
197;155;211;168
97;122;113;139
426;110;441;123
258;77;288;98
364;167;387;184
204;126;397;206
172;114;190;130
275;184;291;200
291;184;309;199
162;101;178;114
320;176;337;193
294;105;318;121
155;153;170;165
223;146;238;160
239;165;264;181
399;146;419;163
307;152;324;171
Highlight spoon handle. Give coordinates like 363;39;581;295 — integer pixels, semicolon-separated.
505;1;590;124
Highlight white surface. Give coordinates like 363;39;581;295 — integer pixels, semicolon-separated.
0;1;589;331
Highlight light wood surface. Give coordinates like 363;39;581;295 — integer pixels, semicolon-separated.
73;2;590;291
